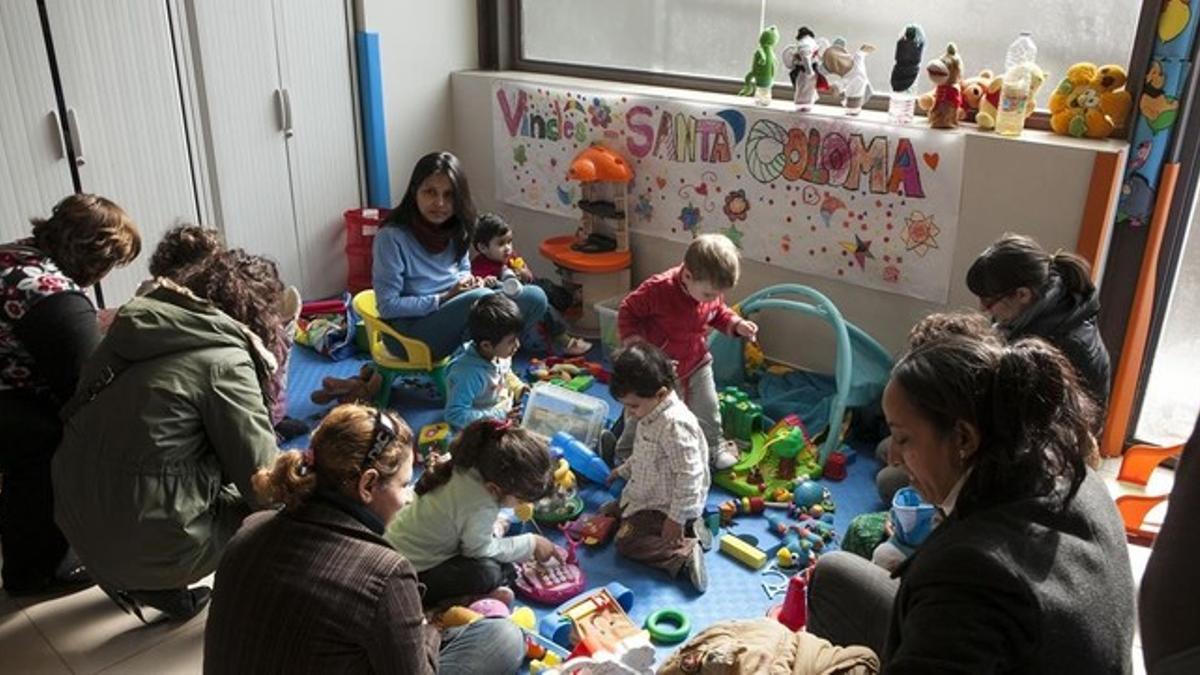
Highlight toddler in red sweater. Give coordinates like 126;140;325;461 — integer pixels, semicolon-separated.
471;214;591;356
617;234;758;469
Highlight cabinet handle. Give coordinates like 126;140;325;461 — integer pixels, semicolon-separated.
48;109;67;160
275;88;287;136
66;108;85;167
281;88;294;138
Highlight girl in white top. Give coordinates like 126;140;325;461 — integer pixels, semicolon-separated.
385;419;560;607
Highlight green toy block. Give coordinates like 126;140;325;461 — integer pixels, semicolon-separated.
564;375;594;392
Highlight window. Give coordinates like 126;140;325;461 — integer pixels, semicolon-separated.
1135;197;1200;446
519;0;1142;108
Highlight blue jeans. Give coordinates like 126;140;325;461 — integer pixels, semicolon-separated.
387;286;549;360
439;618;526;675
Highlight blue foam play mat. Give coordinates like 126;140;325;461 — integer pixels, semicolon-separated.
282;343;886;662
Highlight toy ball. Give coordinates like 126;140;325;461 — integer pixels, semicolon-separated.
809;504;825;518
793;480;825;509
511;606;536;630
468;598;511;619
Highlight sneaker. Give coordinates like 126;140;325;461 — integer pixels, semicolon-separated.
683;542;708;593
690;517;713;552
713;441;740;470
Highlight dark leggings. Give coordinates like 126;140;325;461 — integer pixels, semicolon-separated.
417;556;516;608
0;391;68;590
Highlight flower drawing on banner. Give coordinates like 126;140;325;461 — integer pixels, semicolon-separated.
819;194;846;227
882;265;901;283
634;194;654;222
678;204;702;234
513;144;527;166
840;235;875;270
723;190;750;221
723;224;745;249
901;211;942;257
588;97;612;128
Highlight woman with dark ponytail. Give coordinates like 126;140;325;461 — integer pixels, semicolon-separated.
807;336;1135;673
204;404;525;674
386;418;560;608
966;233;1111;409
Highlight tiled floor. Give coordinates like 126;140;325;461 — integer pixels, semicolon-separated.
1;458;1164;674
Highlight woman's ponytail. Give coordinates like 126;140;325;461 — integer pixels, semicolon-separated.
1050;250;1095;297
252;450;318;508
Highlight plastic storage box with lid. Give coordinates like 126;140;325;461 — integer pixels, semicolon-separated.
593;295;623;362
521;382;609;450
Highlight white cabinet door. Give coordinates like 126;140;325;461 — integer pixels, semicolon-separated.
187;0;302;291
276;0;362;298
43;0;199;304
0;1;74;244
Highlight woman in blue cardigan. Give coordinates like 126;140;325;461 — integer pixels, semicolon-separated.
372;152;547;360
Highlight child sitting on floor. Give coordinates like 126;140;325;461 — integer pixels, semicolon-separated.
606;344;712;593
617;233;758;470
443;293;527;431
385;418;560;608
471;213;591;356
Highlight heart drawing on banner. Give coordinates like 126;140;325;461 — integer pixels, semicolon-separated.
655;176;667;189
696;183;709;196
923;152;940;170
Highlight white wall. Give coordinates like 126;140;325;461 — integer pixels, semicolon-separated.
360;0;478;201
452;70;1127;368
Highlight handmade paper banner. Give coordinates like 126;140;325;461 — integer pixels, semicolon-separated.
492;80;965;302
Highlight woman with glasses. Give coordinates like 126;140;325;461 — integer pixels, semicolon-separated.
204;404;526;675
967;233;1111;411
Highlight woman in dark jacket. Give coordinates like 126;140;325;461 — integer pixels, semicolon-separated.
808;336;1135;673
204;404;525;675
966;233;1111;410
0;194;140;595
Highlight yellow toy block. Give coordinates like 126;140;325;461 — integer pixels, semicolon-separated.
720;534;767;569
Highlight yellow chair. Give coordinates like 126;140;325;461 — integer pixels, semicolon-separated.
352;290;449;407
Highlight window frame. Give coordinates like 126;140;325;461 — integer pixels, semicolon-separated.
499;0;1160;135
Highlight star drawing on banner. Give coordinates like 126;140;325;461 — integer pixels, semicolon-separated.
901;211;941;257
840;235;875;270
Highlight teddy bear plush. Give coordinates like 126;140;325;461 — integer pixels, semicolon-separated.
976;64;1046;130
1049;62;1133;138
919;68;991;121
924;43;963;129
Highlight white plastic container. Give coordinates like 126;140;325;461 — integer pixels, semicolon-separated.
521;382;610;450
593;295;624;361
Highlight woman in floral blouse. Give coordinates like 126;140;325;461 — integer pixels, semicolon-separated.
0;194;139;595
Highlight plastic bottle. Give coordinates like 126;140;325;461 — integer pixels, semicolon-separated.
995;32;1038;137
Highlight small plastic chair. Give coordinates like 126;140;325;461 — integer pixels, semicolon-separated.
351;290;449;407
1114;442;1182;545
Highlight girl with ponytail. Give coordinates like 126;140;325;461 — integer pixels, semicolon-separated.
966;232;1111;410
807;336;1134;672
206;403;527;674
385;418;560;608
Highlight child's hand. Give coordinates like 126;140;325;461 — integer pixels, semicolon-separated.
506;406;523;421
517;267;535;283
532;535;563;562
735;319;759;342
661;518;684;542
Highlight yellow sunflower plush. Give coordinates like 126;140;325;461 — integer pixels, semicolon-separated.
1049;63;1133;139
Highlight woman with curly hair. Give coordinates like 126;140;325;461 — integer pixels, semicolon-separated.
52;248;283;621
0;193;140;595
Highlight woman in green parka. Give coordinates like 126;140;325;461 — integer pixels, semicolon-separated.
52;248;284;621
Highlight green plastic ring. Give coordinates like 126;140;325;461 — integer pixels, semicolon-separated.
644;608;691;644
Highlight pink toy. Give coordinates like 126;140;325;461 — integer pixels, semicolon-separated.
769;574;808;631
515;535;587;605
468;598;511;619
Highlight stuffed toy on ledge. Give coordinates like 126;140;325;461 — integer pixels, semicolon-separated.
976;64;1046;130
1048;63;1132;139
923;68;993;123
924;43;963;129
738;25;781;105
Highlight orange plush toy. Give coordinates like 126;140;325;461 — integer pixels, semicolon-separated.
1049;63;1133;139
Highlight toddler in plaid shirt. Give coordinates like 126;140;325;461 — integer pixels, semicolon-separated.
606;344;712;592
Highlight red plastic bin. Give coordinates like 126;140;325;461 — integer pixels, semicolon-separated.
345;207;390;293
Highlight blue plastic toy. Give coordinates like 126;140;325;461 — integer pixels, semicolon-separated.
792;480;826;509
551;431;624;497
709;284;893;466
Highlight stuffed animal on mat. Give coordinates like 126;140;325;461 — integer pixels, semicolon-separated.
924;43;964;129
1049;62;1133;139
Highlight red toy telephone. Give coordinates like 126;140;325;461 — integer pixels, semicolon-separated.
514;528;586;605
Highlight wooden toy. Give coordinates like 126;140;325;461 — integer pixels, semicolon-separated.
719;534;768;569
